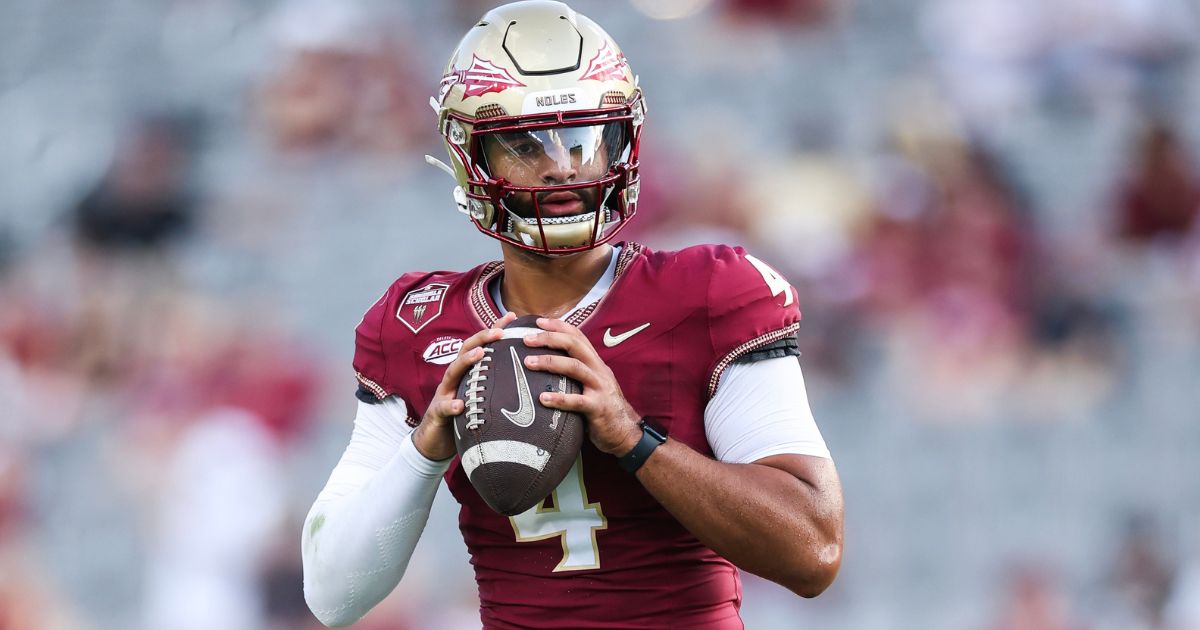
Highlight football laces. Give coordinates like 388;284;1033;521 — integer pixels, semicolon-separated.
464;346;495;430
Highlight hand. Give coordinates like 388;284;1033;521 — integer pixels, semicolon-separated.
522;317;643;457
412;312;518;461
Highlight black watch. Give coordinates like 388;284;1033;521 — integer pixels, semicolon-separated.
617;420;668;474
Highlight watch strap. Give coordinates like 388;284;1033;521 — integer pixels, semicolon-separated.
618;421;667;474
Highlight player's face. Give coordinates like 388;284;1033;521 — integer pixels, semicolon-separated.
480;122;624;219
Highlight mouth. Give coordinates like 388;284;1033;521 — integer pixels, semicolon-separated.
536;192;584;217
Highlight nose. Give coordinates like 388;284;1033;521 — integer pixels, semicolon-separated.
540;144;578;185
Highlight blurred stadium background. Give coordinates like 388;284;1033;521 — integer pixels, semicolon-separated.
2;0;1200;628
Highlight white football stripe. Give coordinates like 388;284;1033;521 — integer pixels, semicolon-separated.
500;326;541;340
460;440;550;477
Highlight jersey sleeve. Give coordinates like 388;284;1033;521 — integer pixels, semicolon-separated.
705;246;802;398
353;286;394;402
351;271;460;428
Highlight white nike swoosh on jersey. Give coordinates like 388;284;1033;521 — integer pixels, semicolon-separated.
501;346;536;427
603;322;651;348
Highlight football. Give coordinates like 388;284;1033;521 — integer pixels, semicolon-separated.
453;315;585;516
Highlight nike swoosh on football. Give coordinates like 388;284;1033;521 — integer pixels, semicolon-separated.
501;346;536;427
603;323;651;348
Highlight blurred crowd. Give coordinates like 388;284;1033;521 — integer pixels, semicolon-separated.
2;0;1200;628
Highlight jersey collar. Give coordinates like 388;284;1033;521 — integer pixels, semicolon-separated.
470;242;644;329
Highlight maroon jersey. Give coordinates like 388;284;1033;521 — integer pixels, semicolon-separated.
354;242;801;629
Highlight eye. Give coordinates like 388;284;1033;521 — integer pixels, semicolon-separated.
511;141;540;157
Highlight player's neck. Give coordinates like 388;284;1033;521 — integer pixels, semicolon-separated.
499;243;614;319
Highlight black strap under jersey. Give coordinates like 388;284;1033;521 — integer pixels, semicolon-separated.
734;334;800;364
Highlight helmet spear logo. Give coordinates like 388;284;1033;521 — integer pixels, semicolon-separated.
580;42;629;83
451;55;527;98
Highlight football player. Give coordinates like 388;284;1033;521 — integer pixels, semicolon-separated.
302;2;844;627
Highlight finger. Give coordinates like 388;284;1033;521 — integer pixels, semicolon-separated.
539;391;596;414
534;318;590;348
427;397;465;421
526;330;603;368
459;325;504;355
526;332;604;373
525;328;597;357
453;313;519;361
524;353;599;387
523;329;573;349
535;317;578;335
535;318;594;348
437;345;490;397
436;315;518;397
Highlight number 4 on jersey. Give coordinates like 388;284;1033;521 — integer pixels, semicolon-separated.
745;254;795;307
509;456;607;572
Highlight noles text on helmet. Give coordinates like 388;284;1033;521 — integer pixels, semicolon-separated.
429;0;646;256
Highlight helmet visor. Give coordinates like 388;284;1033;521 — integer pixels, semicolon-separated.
477;121;628;186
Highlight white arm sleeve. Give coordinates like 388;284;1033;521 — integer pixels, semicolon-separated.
301;398;448;627
704;357;831;464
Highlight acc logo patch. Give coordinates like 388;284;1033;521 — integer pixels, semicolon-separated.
422;336;463;365
397;283;449;333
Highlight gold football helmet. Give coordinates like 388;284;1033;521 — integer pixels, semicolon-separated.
429;0;645;255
